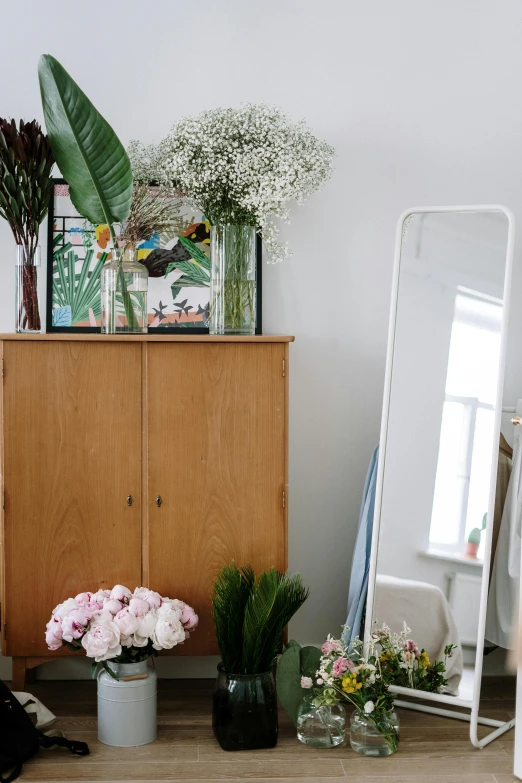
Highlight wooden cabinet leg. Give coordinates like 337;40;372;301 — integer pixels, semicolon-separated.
25;666;37;684
11;657;26;691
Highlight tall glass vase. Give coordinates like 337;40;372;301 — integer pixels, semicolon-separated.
16;245;41;333
210;225;256;335
100;247;148;334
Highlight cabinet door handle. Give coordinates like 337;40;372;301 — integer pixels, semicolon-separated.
156;495;162;507
127;495;133;506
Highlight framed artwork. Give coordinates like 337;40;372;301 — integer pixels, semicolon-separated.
46;179;262;333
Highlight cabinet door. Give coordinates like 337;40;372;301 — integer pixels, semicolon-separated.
145;343;287;655
2;341;142;657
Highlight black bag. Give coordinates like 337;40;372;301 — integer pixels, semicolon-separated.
0;680;89;782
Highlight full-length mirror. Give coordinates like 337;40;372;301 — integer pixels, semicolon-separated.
366;207;514;746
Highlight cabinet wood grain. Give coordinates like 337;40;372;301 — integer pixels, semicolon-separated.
145;343;287;655
0;336;291;683
2;341;142;657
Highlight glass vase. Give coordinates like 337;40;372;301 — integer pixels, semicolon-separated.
16;245;41;333
296;694;345;748
212;663;278;751
210;225;256;335
101;247;148;334
350;708;399;756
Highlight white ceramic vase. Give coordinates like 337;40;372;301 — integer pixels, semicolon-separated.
97;659;157;747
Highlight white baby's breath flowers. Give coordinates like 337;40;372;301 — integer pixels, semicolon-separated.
157;104;335;263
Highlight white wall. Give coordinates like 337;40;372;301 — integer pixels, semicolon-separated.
1;0;522;678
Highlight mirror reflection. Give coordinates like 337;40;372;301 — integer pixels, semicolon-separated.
371;210;510;702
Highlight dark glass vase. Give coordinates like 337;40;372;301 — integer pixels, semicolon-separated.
212;663;278;751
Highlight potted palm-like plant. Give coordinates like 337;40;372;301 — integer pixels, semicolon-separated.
211;563;309;751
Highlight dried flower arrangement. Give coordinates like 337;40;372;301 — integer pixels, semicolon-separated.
0;119;54;330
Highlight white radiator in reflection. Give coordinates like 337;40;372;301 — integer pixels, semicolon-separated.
447;572;482;647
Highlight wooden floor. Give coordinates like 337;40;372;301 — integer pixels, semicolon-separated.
13;677;518;782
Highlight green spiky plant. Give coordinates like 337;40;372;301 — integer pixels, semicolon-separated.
211;563;309;675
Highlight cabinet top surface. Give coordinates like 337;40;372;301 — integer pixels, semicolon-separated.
0;333;294;343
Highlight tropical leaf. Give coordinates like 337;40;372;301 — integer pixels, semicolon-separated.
52;247;107;324
38;55;132;228
211;564;309;675
276;643;302;726
212;563;255;674
51;305;71;327
276;642;322;726
177;235;211;270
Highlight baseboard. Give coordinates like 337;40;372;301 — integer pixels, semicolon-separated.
0;654;221;680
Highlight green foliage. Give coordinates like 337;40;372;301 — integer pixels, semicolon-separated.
211;563;309;675
276;641;322;726
52;240;106;324
38;54;132;231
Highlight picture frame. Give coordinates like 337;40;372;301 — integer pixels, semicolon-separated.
46;178;262;334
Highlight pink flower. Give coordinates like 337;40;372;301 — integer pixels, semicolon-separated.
75;592;92;605
153;611;185;650
113;607;139;638
86;600;104;612
81;610;121;661
132;611;157;647
104;599;123;615
52;598;78;619
321;639;342;655
332;657;354;677
45;616;63;650
142;590;162;610
91;589;111;603
61;608;90;643
110;585;132;603
404;639;420;656
129;598;150;617
181;604;199;631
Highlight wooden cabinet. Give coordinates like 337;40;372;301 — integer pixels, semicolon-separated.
0;335;292;688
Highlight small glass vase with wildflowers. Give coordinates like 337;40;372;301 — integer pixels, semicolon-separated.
371;621;457;693
306;634;399;754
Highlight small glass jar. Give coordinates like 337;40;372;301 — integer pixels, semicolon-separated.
296;694;345;748
212;663;278;751
350;708;399;756
16;245;41;333
100;246;148;334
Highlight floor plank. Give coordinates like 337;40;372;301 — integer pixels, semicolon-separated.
9;677;518;782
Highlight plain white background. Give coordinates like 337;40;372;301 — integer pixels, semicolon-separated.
1;0;522;677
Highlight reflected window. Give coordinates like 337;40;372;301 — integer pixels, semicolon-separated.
429;291;502;557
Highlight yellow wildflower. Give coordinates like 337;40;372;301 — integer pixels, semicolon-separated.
380;651;392;662
419;651;430;668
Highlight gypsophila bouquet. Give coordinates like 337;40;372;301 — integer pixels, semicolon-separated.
45;585;198;678
156;104;335;262
306;634;398;753
371;621;456;693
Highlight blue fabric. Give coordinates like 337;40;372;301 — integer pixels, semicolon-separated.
342;445;379;646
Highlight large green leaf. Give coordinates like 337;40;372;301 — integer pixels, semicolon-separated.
38;55;132;227
276;643;302;726
276;643;322;726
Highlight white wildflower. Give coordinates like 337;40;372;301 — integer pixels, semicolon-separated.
157;104;335;263
364;701;375;714
300;676;313;689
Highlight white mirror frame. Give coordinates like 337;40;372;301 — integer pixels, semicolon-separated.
365;205;516;748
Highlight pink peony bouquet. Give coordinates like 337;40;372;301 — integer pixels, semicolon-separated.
45;585;198;674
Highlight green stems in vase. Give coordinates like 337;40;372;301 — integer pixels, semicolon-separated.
210;225;256;335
